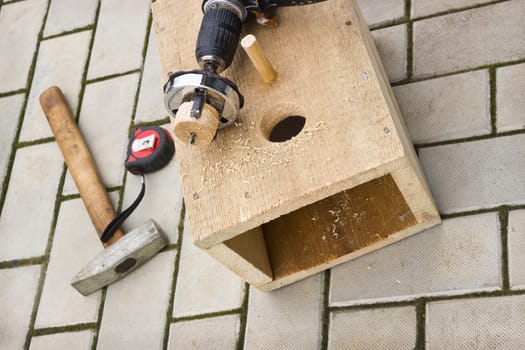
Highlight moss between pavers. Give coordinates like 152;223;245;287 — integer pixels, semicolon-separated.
236;283;250;350
320;270;331;350
41;25;94;42
161;203;185;350
32;322;97;337
499;209;510;290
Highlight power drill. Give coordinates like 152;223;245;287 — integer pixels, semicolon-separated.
164;0;325;146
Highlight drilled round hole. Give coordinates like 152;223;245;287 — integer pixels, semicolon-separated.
268;115;306;142
260;103;307;143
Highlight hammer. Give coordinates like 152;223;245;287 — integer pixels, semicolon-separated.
40;86;169;296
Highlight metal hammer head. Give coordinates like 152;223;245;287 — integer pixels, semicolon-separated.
71;219;169;296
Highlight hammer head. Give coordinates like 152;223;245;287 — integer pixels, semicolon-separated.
71;219;169;296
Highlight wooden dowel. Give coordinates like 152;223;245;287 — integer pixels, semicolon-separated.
171;101;219;146
241;34;278;84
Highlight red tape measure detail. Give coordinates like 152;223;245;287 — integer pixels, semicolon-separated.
131;129;160;159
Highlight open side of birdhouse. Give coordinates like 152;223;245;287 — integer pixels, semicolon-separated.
152;0;440;291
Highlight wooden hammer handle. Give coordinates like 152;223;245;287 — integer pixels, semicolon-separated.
40;86;124;247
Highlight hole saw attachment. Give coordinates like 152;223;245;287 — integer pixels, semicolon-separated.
164;0;326;146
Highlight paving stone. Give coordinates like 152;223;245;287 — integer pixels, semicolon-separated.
35;197;109;328
30;330;94;350
426;295;525;349
419;134;525;214
0;0;47;93
122;128;182;243
413;1;525;78
497;63;525;132
168;315;239;350
97;250;176;350
87;0;150;79
44;0;98;37
412;0;493;18
508;210;525;289
62;74;140;195
245;274;323;349
0;143;63;261
357;0;405;27
371;24;407;82
394;70;490;144
0;94;24;181
173;216;243;317
135;28;168;123
328;306;416;349
20;31;91;142
330;214;500;306
0;266;41;350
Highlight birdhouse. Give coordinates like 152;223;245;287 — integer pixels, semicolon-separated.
152;0;440;291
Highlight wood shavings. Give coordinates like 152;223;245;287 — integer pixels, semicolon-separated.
197;119;329;190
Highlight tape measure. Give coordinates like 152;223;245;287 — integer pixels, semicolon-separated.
100;126;175;244
125;126;175;175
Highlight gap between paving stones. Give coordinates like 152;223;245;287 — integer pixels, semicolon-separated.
32;322;97;337
172;308;242;323
41;25;93;42
161;203;185;350
320;271;331;350
0;0;51;220
415;129;525;149
235;283;250;350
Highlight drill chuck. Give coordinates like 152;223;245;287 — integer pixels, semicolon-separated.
196;5;243;72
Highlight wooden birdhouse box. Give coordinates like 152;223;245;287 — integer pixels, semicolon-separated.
152;0;440;291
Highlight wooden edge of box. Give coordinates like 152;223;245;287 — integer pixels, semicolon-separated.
205;226;273;286
204;161;440;292
193;156;407;250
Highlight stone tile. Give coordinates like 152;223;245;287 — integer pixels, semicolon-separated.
35;197;108;328
0;0;47;93
135;28;168;123
419;134;525;214
173;216;243;317
412;0;493;18
371;24;407;82
122;128;182;243
0;94;24;181
62;74;140;195
30;330;94;350
0;266;41;350
357;0;405;27
0;143;63;261
413;1;525;78
328;306;416;349
168;315;239;350
508;210;525;289
394;70;490;144
44;0;98;37
97;250;176;350
426;295;525;349
330;214;500;306
20;31;91;142
497;63;525;132
245;274;323;349
87;0;150;79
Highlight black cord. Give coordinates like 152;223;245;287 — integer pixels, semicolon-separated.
100;175;146;243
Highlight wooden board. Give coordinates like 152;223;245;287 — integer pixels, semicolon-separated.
152;0;441;290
